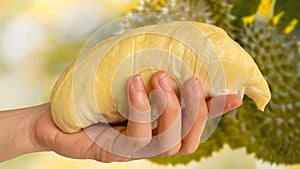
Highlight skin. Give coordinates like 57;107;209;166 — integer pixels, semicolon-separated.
0;71;242;163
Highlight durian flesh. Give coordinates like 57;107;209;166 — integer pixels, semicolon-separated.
50;21;271;133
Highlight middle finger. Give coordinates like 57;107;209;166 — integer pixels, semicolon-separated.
151;71;182;156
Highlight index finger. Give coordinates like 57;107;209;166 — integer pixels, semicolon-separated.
126;75;152;142
111;75;152;158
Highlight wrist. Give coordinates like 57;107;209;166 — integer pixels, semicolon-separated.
0;103;51;161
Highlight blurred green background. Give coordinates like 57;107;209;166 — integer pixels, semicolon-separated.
0;0;299;169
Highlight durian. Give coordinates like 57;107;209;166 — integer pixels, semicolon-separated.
50;21;271;133
123;0;235;34
223;21;300;165
126;0;300;166
155;22;300;166
123;0;210;28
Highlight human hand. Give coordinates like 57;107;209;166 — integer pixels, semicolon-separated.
0;71;242;163
31;71;241;162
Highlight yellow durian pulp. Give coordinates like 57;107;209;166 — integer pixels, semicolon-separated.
50;21;271;133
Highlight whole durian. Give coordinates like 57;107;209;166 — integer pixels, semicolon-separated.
223;21;300;165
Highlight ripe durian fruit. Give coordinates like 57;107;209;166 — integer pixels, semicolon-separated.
222;21;300;165
50;21;271;133
150;26;300;166
123;0;235;34
121;0;300;166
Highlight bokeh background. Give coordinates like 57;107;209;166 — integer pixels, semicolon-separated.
0;0;299;169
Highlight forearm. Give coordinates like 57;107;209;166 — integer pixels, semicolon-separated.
0;104;50;162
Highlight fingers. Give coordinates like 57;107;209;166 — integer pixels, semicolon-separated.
126;75;152;147
179;78;208;154
90;75;152;158
151;71;182;156
83;125;133;162
178;78;242;154
70;74;243;162
206;94;242;119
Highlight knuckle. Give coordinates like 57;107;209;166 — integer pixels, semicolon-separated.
197;109;208;121
162;144;181;156
167;104;181;115
163;149;177;156
130;94;150;110
161;103;181;122
180;145;198;155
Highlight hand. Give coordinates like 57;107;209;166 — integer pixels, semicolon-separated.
0;71;242;162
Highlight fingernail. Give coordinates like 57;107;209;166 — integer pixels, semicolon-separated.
192;78;202;98
133;76;144;91
158;73;172;91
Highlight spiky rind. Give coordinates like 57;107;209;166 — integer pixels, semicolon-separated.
226;22;300;164
122;0;235;35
